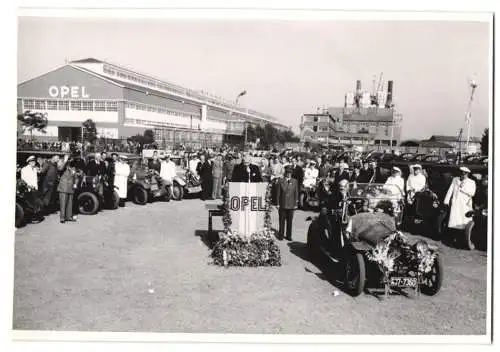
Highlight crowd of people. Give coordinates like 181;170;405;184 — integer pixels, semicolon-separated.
17;138;143;155
17;144;488;245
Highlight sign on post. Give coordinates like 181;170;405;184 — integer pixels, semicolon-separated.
228;182;268;236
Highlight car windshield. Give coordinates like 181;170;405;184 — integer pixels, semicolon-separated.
347;183;403;199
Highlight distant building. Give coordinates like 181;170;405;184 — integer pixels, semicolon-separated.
17;57;288;148
300;79;402;149
428;135;481;154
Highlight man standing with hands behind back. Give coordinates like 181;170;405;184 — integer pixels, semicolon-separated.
276;168;298;241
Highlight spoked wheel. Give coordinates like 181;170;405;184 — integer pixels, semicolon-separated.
463;221;476;250
419;255;444;296
344;252;366;297
77;192;99;215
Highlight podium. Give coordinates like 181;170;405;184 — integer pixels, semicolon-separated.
227;182;269;235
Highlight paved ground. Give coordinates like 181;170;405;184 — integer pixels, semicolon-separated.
13;199;488;334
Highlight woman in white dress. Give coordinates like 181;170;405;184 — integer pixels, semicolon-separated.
303;162;319;188
444;166;476;230
114;155;131;207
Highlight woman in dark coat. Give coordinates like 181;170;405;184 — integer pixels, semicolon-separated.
196;154;213;200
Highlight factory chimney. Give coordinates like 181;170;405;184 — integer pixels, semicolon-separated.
355;80;362;108
385;80;393;108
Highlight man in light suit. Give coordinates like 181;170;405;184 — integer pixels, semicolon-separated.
276;168;298;241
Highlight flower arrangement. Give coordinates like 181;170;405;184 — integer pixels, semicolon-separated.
366;232;439;297
212;181;280;267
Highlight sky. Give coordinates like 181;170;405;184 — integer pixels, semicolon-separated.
17;17;491;140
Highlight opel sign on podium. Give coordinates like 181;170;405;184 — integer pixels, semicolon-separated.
228;182;268;236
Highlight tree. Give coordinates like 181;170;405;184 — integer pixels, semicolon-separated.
82;118;97;144
128;134;145;145
480;128;488;155
17;110;48;140
143;129;155;144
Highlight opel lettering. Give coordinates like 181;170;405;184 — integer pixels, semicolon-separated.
229;196;266;211
48;85;90;98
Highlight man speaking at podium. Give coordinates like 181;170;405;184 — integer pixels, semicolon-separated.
231;153;263;183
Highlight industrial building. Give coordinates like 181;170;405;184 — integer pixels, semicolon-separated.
17;58;288;148
300;79;402;149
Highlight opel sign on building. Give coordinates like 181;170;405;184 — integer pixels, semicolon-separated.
48;85;90;99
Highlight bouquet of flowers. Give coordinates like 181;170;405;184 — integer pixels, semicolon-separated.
211;229;281;267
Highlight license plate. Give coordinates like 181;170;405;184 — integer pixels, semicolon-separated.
390;277;418;288
189;186;202;193
151;184;158;191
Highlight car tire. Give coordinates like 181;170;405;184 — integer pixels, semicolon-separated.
463;220;476;250
171;183;184;201
77;192;99;215
133;187;148;205
420;255;444;296
344;252;366;297
15;202;24;228
110;191;120;209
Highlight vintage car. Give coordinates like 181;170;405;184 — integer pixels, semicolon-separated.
127;157;174;204
170;156;202;198
76;174;120;215
15;178;44;227
306;182;442;297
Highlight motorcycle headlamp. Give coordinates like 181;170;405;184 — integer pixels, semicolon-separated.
432;201;439;208
482;209;488;217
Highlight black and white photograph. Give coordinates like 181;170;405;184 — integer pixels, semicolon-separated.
5;4;494;347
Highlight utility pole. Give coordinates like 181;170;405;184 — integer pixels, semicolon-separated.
465;79;478;153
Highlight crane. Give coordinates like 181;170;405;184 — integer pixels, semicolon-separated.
464;78;478;152
370;72;384;106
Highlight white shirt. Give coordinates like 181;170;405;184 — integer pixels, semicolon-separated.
160;160;176;181
303;167;319;187
21;165;38;189
406;174;426;193
189;158;200;175
385;175;405;196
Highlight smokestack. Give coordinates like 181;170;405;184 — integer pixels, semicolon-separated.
385;80;393;108
356;80;362;93
355;80;362;108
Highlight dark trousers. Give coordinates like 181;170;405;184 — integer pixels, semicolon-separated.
41;184;56;210
59;192;74;221
201;178;213;200
278;208;294;239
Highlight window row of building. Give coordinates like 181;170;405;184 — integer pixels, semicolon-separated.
21;98;119;112
124;101;201;119
124;118;192;130
154;129;224;143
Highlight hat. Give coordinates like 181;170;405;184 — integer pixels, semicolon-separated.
392;166;402;173
412;164;422;169
459;166;471;173
26;155;36;162
119;155;128;160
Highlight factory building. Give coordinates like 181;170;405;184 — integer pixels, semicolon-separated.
17;58;288;148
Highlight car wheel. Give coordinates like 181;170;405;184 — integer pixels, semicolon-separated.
77;192;99;215
133;187;148;205
15;202;24;228
419;255;444;296
463;220;476;250
344;252;366;297
110;190;120;209
171;183;184;201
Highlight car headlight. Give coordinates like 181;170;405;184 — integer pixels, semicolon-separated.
482;209;488;217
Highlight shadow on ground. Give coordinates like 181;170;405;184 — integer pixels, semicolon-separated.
194;230;220;249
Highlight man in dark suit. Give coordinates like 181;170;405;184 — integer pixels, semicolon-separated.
40;153;65;214
57;159;77;223
231;153;263;183
196;154;213;200
334;162;351;185
276;169;298;241
86;152;106;177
